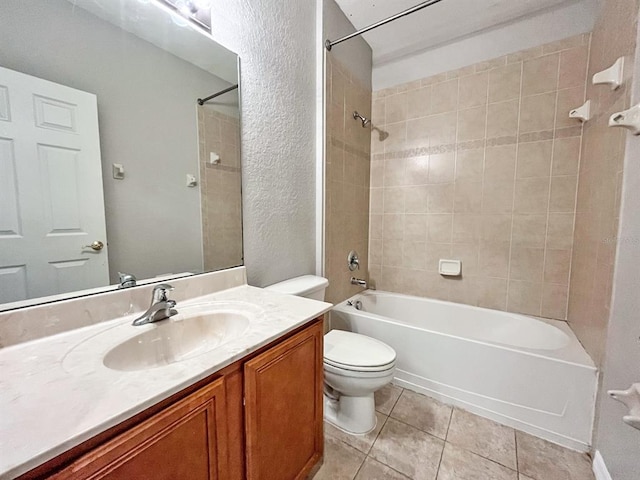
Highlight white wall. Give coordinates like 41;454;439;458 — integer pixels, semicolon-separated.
207;1;318;287
373;0;598;90
0;0;233;283
594;17;640;479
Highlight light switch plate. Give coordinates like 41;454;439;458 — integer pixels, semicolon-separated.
112;163;124;180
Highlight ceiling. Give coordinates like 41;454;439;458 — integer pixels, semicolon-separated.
333;0;584;65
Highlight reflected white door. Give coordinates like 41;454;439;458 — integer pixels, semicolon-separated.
0;66;108;303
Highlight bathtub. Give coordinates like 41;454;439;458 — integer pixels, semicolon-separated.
330;290;597;452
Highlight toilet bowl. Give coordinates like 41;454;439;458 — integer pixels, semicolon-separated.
323;329;396;434
265;276;397;435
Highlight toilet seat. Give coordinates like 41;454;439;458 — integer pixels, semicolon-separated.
324;359;396;377
324;330;396;372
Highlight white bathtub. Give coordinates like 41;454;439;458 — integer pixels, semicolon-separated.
330;290;597;451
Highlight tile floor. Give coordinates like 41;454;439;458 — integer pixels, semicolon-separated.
311;384;595;480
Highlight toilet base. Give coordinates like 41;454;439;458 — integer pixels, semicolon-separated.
323;392;377;434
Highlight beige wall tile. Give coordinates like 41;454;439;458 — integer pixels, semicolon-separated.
404;186;429;214
542;283;569;319
427;214;453;243
429;112;458;146
459;72;489;109
522;53;560;96
559;46;589;90
480;241;511;278
516;141;553;178
512;214;547;248
385;92;408;124
507;280;543;315
454;180;483;213
431;79;459;114
365;36;587;321
455;149;484;179
549;175;578;212
547;213;574;249
520;92;557;133
428;183;455;213
478;277;508;310
544;248;572;285
510;246;545;282
429;153;456;183
514;178;550;214
407;86;432;119
486;100;519;138
489;63;522;103
404;214;428;241
458;106;487;142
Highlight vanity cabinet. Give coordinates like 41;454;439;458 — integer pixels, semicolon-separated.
245;320;324;480
22;318;323;480
49;378;229;480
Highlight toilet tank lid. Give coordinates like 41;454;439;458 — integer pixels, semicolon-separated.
264;275;329;296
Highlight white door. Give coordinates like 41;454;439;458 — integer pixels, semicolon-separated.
0;66;108;303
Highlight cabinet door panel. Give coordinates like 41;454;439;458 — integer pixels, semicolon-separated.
244;320;323;480
49;377;228;480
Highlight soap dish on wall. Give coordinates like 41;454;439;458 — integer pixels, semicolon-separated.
439;259;461;277
569;100;591;122
609;103;640;135
593;57;624;90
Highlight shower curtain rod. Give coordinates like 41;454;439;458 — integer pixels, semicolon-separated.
325;0;444;51
197;84;238;105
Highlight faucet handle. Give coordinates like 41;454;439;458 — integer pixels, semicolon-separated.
152;283;174;302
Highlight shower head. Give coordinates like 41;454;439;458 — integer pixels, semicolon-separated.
353;111;371;128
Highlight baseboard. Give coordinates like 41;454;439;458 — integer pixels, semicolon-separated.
592;450;613;480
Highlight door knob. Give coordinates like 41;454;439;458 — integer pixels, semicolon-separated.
82;240;104;251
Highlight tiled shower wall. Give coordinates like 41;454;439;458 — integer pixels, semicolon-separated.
368;34;590;320
568;1;639;367
198;106;243;272
325;56;372;304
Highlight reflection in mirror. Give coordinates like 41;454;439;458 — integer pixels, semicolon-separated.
0;0;242;310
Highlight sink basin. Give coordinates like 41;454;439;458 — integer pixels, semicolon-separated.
103;304;252;371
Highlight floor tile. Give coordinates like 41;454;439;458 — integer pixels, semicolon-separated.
518;475;535;480
516;431;594;480
437;443;518;480
446;408;517;469
311;435;365;480
390;390;453;439
324;411;388;454
354;457;411;480
375;383;403;415
369;417;444;479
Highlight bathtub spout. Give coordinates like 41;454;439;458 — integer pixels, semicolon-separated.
351;277;367;287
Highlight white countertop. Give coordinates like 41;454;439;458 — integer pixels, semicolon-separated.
0;285;332;479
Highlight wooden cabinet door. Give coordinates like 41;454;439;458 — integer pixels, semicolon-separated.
49;377;228;480
244;320;324;480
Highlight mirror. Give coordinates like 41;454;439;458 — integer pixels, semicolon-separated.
0;0;242;311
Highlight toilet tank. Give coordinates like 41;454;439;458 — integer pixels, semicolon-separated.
265;275;329;301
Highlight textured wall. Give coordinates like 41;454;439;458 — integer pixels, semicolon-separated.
208;0;318;287
368;35;590;319
325;56;372;304
567;0;639;368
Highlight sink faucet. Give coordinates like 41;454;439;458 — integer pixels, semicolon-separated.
132;284;178;326
351;277;367;288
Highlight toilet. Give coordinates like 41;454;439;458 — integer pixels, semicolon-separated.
265;275;397;435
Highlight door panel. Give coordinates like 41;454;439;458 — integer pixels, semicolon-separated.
0;66;108;302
